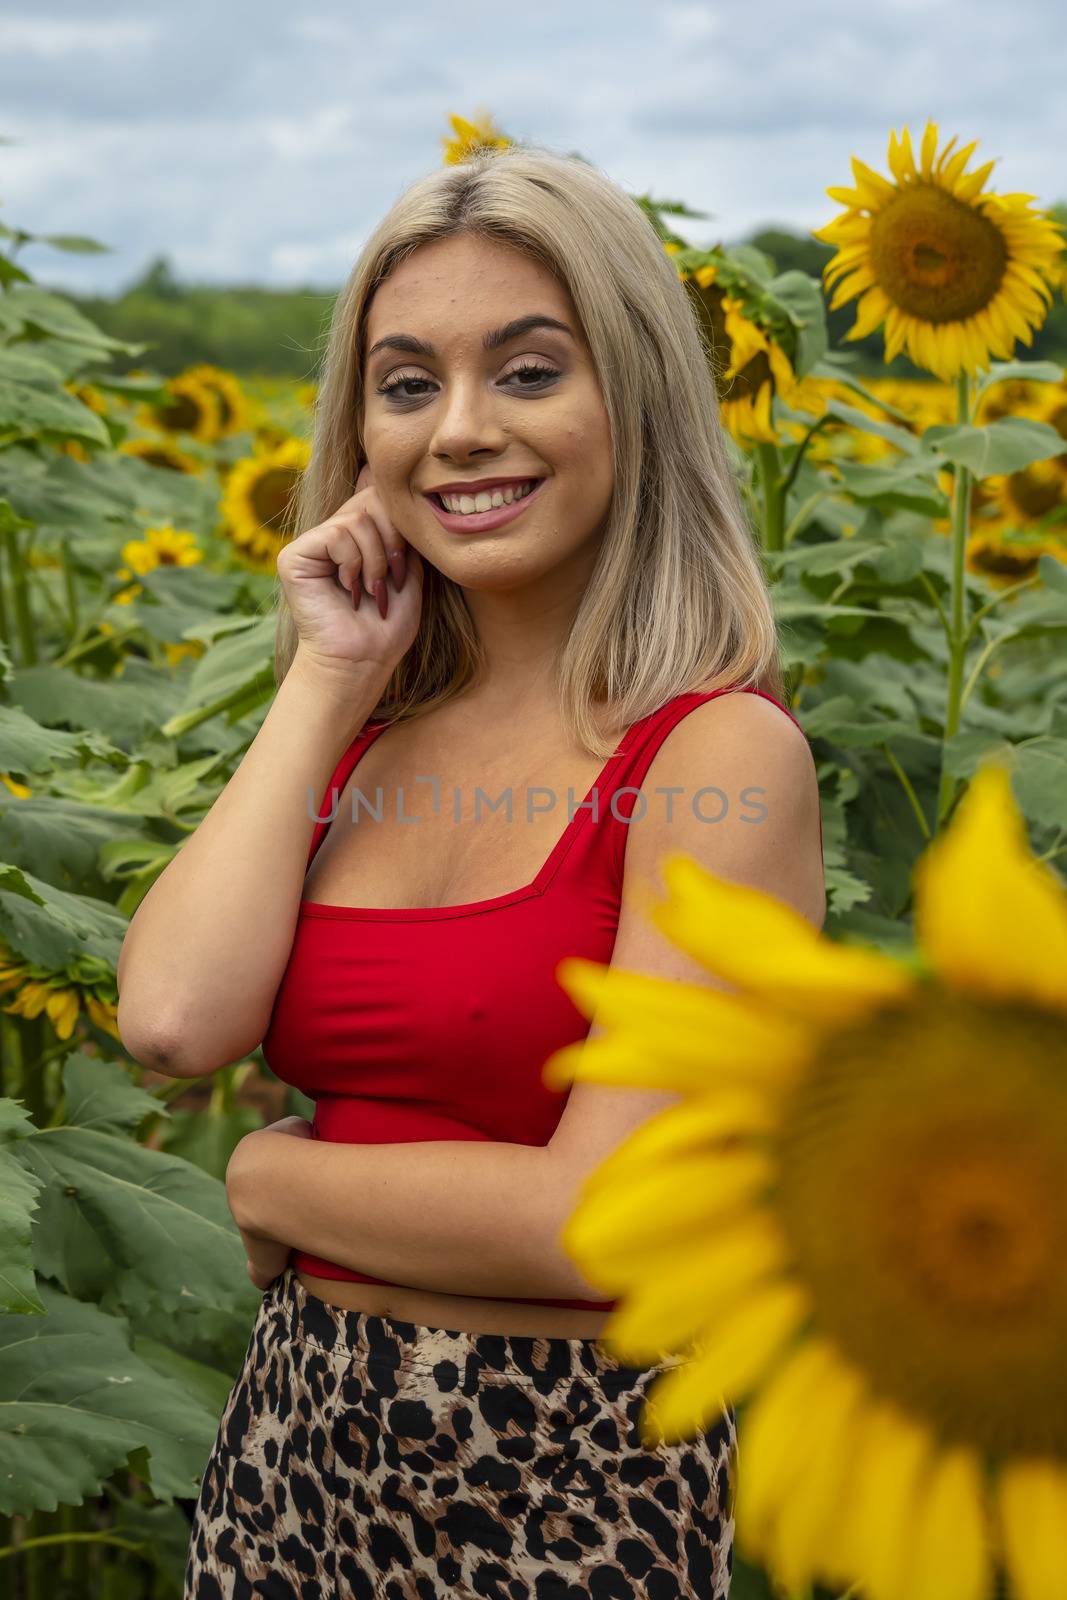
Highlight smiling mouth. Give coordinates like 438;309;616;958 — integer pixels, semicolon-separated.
426;479;544;510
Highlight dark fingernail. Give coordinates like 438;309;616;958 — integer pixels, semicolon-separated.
374;578;388;619
388;549;407;591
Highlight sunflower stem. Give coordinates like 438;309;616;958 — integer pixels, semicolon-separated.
881;742;932;840
0;521;37;667
935;370;974;831
58;535;80;636
755;442;786;553
962;572;1041;644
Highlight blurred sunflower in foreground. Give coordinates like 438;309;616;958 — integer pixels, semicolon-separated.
544;761;1067;1600
815;120;1065;380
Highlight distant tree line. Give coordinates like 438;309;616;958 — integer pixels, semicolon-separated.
49;218;1067;381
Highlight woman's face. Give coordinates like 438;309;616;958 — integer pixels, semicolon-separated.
360;233;614;597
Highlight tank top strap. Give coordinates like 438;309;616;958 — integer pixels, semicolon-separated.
306;720;386;869
601;684;820;879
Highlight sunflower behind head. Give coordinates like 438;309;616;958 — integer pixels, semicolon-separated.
675;256;801;446
814;121;1066;380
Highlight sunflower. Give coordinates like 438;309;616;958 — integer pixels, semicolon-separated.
120;524;202;575
978;393;1067;540
118;436;203;475
1;774;31;799
221;436;310;567
180;363;251;436
0;948;121;1044
674;256;801;445
441;110;511;165
136;374;223;442
975;377;1043;426
543;761;1067;1600
814;121;1066;380
966;526;1066;588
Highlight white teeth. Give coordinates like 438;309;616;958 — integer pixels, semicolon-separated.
439;479;538;514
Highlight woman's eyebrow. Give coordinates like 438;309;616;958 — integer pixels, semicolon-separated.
366;314;575;362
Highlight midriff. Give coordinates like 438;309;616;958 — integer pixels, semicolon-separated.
295;1269;612;1338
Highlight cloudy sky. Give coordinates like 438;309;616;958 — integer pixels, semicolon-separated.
2;0;1064;296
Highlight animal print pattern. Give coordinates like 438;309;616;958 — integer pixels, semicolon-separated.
185;1265;736;1597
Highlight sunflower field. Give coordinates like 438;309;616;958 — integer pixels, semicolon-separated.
0;112;1066;1600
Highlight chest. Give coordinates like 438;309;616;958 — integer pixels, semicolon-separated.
301;732;617;912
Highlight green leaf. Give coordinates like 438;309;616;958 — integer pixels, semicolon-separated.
1039;553;1067;594
923;417;1067;477
61;1053;168;1135
0;1279;226;1513
0;376;110;446
38;233;113;256
0;284;136;356
160;1105;263;1182
766;270;827;374
0;860;127;969
976;359;1065;396
0;791;156;895
9;659;189;750
0;702;126;779
833;459;948;516
0;1105;46;1315
1009;739;1067;829
14;1126;250;1314
819;401;921;456
131;1333;237;1422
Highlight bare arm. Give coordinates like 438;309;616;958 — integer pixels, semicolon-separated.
116;650;390;1077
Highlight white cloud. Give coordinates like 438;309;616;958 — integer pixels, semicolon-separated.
0;17;157;56
2;0;1064;295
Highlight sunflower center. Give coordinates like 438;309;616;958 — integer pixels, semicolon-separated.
158;393;202;433
250;467;300;531
1006;465;1064;520
869;184;1008;324
971;543;1043;580
774;990;1067;1457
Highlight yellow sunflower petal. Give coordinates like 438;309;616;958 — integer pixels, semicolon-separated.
887;127;916;185
637;854;914;1023
548;958;812;1091
920;120;941;179
908;1446;990;1600
828;1397;935;1600
44;987;79;1041
912;761;1067;1013
596;1210;789;1361
760;1355;867;1596
734;1336;844;1552
997;1456;1067;1600
638;1278;810;1445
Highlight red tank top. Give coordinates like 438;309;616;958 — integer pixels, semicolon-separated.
261;685;822;1307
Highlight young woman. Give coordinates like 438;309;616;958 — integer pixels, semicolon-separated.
118;144;824;1598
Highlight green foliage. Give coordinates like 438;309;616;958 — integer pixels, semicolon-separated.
0;156;1065;1600
56;254;335;378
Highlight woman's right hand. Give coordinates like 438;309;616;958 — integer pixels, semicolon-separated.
276;464;425;678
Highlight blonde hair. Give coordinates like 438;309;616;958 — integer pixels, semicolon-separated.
272;143;784;759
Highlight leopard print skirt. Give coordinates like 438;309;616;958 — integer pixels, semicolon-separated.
184;1265;736;1597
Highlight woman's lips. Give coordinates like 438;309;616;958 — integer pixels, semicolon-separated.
424;477;547;533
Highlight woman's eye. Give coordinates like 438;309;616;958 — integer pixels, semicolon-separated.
376;363;560;402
